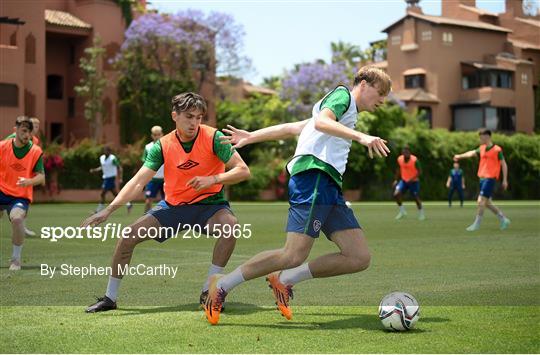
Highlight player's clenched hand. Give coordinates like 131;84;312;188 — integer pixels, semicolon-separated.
16;177;31;187
502;180;508;190
81;209;110;227
187;176;216;191
219;125;251;150
358;134;390;159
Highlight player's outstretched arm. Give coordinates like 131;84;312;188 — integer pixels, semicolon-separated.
453;150;477;161
219;119;309;149
186;152;250;191
314;108;389;159
81;167;156;227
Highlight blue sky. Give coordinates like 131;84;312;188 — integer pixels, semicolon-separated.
151;0;507;84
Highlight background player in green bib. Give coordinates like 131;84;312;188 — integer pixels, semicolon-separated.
454;129;510;231
203;66;391;325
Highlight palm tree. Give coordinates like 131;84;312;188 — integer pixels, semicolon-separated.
330;41;365;69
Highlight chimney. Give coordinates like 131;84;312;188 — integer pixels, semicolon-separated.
405;0;423;14
442;0;476;18
505;0;524;17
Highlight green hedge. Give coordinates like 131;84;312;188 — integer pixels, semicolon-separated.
344;127;540;200
52;102;540;202
56;139;143;189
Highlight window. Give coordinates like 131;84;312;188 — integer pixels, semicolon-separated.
461;69;513;89
47;75;63;99
405;74;425;89
453;106;515;131
454;107;483;131
50;123;64;144
418;106;432;128
10;31;17;46
391;35;401;46
0;83;18;106
25;33;36;64
485;107;498;130
421;30;432;41
442;32;453;45
498;107;515;131
68;97;75;118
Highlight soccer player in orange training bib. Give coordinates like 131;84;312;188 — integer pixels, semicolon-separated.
453;129;511;231
393;146;425;220
0;116;45;270
82;93;250;313
4;117;42;237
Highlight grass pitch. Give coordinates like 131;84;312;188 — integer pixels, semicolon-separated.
1;202;539;353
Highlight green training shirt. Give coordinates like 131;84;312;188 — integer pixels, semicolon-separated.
290;87;352;188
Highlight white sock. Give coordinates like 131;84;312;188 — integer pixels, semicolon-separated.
399;205;406;213
279;263;313;285
473;215;483;225
217;267;245;292
497;212;505;221
97;203;104;212
11;244;22;261
419;208;424;215
105;276;121;301
202;264;224;292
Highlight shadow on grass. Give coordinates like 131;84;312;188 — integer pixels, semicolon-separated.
112;302;271;316
220;315;449;331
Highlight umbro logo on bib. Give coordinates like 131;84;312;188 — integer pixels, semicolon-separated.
177;159;199;170
10;163;26;172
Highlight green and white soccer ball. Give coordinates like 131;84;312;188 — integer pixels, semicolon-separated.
378;292;420;331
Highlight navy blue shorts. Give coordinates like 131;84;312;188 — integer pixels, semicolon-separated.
479;178;496;198
102;177;116;191
0;190;30;215
286;169;361;239
147;200;233;242
395;179;420;197
145;179;164;199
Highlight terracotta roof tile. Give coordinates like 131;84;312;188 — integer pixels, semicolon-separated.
45;9;92;30
383;12;511;33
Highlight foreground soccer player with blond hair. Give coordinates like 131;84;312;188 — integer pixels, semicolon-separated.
204;66;392;325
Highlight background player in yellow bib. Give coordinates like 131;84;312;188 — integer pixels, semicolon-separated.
454;129;510;231
81;92;250;312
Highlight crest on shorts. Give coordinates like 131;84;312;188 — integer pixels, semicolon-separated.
313;219;322;232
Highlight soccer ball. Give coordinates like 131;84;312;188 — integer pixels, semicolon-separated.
378;292;420;331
